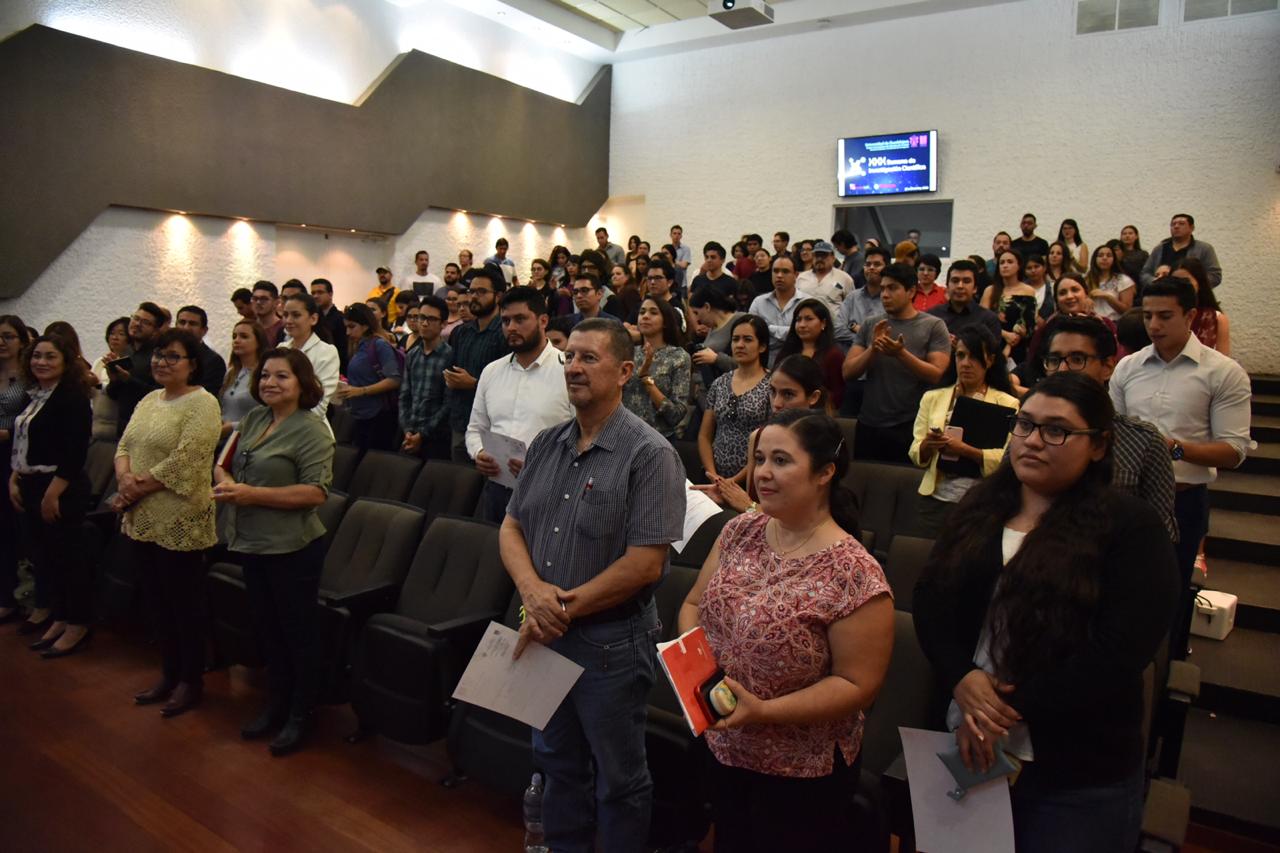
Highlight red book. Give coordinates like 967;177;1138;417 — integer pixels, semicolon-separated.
656;626;721;737
217;430;239;473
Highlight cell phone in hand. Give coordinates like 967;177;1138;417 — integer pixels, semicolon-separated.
107;356;132;373
941;426;963;461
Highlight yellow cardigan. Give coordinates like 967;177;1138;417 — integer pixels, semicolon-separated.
908;384;1021;497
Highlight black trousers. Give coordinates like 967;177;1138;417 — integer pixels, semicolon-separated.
240;538;325;717
135;540;208;687
709;751;859;853
852;421;913;464
477;480;513;524
16;472;91;623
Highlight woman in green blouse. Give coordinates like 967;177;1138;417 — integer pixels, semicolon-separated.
213;347;334;756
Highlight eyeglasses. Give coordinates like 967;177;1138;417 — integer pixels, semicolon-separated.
131;315;157;326
0;333;19;342
151;351;193;366
418;316;443;324
645;275;668;283
1009;415;1101;446
465;288;493;296
572;288;598;296
1043;353;1099;372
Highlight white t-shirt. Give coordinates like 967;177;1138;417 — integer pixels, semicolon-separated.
1092;274;1135;320
404;270;442;293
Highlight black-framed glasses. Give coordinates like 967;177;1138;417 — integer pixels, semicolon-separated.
151;351;194;366
1043;353;1099;372
1009;415;1101;446
418;315;443;324
465;287;493;296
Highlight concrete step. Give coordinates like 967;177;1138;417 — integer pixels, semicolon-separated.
1253;394;1280;418
1206;509;1280;566
1209;471;1280;516
1252;414;1280;444
1191;627;1280;724
1181;708;1280;844
1240;442;1280;477
1205;558;1280;634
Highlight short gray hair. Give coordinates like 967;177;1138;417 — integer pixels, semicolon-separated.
572;319;632;364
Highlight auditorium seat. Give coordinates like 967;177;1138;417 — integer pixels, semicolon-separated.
346;450;422;503
673;439;709;485
406;461;485;524
316;498;425;701
672;508;737;570
863;611;945;853
328;404;355;445
644;565;711;848
836;417;857;459
330;444;360;493
82;438;117;505
444;591;534;795
317;489;348;548
348;516;511;744
844;461;927;561
882;535;934;613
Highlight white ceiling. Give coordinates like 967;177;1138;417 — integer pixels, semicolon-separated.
551;0;758;32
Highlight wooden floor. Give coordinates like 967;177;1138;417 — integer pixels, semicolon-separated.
0;625;525;853
0;623;1272;853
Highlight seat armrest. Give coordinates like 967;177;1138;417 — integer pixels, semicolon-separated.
320;583;400;618
426;611;503;639
1141;777;1190;848
880;753;915;850
1166;661;1200;702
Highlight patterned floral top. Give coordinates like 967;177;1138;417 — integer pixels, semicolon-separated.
701;512;892;778
705;370;771;477
622;344;692;439
116;388;221;552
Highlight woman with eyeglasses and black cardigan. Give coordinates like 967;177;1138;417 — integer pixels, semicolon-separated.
914;373;1178;852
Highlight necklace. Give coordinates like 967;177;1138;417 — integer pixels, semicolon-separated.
768;518;822;558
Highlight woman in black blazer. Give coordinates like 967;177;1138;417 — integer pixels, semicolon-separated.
7;333;94;658
913;373;1178;852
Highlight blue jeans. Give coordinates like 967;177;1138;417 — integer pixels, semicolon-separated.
1172;485;1209;658
1010;762;1145;853
532;600;661;853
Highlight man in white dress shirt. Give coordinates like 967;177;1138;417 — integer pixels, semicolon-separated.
1110;276;1252;657
467;287;574;522
796;240;854;313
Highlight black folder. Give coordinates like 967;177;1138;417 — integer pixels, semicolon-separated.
936;395;1018;478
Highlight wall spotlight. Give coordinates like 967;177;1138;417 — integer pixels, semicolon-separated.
723;0;736;7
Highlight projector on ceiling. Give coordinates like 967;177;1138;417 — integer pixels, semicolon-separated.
708;0;775;29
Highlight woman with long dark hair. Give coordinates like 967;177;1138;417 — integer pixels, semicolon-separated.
1056;218;1088;271
281;292;340;420
1118;225;1148;292
909;328;1019;536
221;319;270;438
0;315;32;627
980;249;1039;364
914;373;1178;852
8;334;94;656
698;315;771;482
621;296;691;439
680;410;893;851
335;303;402;452
1084;244;1135;321
775;298;844;408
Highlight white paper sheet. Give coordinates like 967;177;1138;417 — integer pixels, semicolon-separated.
479;429;527;490
898;727;1016;853
452;622;584;730
673;480;722;554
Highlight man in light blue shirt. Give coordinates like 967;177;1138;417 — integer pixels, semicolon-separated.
485;237;516;285
670;224;693;297
835;245;890;347
748;254;811;365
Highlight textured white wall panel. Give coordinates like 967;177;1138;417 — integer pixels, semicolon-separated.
609;0;1280;372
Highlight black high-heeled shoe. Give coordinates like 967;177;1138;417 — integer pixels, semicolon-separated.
41;628;93;659
29;631;64;652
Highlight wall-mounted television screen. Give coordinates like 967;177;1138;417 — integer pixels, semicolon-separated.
837;130;938;197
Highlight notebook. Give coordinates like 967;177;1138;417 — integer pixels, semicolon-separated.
936;395;1017;478
656;626;721;737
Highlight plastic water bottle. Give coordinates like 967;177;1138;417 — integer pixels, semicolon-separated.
523;772;549;853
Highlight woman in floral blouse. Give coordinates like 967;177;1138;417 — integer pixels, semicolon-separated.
679;410;893;851
621;296;690;439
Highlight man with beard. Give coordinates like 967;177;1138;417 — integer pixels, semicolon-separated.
368;266;400;325
1011;212;1050;262
444;266;511;462
466;288;573;522
106;301;168;436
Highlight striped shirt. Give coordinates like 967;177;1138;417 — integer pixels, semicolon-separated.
507;403;685;592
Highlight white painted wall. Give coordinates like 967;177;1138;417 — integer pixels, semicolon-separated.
608;0;1280;372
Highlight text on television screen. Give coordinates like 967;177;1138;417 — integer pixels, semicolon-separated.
837;130;938;197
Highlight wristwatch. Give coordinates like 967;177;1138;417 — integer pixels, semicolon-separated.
642;376;656;386
1170;441;1184;461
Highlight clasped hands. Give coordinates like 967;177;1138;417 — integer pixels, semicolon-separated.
112;471;159;510
512;580;576;659
690;472;751;513
475;450;522;480
870;320;905;357
953;669;1021;773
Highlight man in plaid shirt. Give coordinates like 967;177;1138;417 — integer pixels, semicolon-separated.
398;294;453;458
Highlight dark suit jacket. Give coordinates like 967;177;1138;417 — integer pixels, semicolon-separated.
19;380;92;479
105;344;158;437
319;307;348;374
